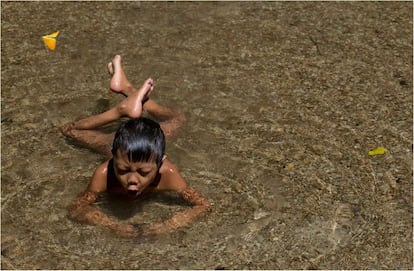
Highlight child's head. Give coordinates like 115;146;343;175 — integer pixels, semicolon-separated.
111;117;166;168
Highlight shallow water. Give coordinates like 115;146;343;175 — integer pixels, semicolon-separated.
1;2;412;269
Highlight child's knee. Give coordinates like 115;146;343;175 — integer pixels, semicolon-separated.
177;111;186;124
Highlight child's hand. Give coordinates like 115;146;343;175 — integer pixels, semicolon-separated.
113;222;143;238
142;223;165;236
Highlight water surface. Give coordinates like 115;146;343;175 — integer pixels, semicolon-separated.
1;2;412;269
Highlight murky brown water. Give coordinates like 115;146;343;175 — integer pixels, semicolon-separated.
1;2;412;269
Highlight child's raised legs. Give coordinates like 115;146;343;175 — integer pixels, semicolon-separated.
61;78;153;157
61;55;185;157
107;55;137;97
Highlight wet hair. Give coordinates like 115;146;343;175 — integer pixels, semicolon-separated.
111;117;166;168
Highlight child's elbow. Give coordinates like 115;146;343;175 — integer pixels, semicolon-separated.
67;200;89;222
184;187;211;214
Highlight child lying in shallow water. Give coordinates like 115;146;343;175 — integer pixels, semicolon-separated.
61;55;211;238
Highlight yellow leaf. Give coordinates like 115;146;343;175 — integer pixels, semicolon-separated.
44;31;59;38
42;31;59;51
368;146;388;156
42;37;56;50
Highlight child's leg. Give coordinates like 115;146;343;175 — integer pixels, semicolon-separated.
144;100;186;140
107;55;136;97
61;125;115;157
107;55;186;139
70;78;153;130
62;79;154;157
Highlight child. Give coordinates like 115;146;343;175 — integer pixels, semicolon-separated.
62;55;211;238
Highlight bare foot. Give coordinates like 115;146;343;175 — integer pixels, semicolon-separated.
117;79;154;118
108;55;134;96
61;122;76;137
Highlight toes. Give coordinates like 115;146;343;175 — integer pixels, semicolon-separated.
107;62;114;75
112;55;122;67
146;78;153;86
61;122;75;136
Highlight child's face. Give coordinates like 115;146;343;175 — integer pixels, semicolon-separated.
113;149;159;196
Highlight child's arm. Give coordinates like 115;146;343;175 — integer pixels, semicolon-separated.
144;187;211;236
67;161;141;238
141;160;211;236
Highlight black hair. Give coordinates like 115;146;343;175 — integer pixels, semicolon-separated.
111;117;166;168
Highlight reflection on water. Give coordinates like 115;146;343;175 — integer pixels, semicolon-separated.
1;1;412;269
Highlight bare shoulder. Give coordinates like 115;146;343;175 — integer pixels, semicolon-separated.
87;160;110;194
157;157;187;192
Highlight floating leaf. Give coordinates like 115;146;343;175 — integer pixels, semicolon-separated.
42;31;59;51
368;146;388;156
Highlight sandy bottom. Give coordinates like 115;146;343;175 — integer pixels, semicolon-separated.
1;2;412;269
